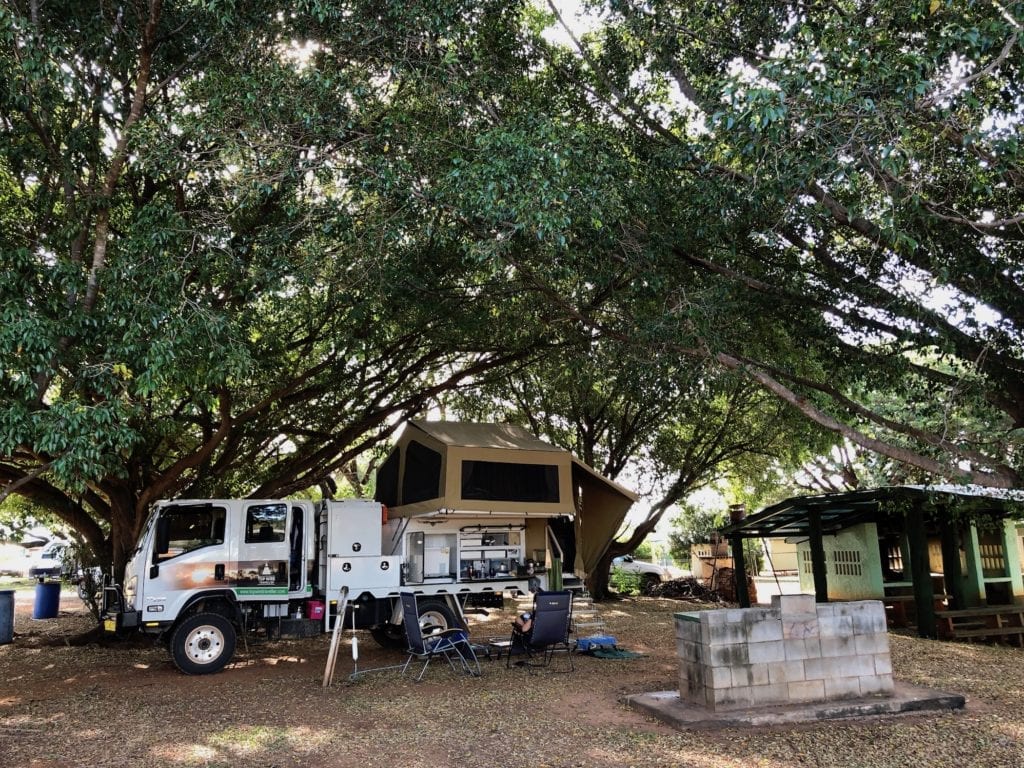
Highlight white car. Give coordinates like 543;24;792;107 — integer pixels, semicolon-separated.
26;540;70;579
0;544;30;577
611;554;676;591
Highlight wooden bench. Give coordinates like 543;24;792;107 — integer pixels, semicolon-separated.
936;606;1024;646
882;593;948;629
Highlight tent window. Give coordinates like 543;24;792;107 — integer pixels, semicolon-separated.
376;449;400;507
403;440;442;505
461;460;560;503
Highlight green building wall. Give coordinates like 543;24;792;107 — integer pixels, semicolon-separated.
797;523;884;600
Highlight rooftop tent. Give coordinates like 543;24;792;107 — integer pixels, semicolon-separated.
374;420;637;575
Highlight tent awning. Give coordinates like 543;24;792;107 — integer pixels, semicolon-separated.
375;420;637;575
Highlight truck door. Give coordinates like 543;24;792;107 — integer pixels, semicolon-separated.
236;502;291;599
145;503;231;621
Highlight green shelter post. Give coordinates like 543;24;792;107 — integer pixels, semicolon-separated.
907;505;937;638
731;535;750;607
808;510;829;603
939;518;966;611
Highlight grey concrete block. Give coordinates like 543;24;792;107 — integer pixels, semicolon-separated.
747;617;784;643
705;610;728;627
851;613;887;635
774;594;817;616
782;617;820;639
675;617;700;641
784;637;821;661
711;685;753;711
709;642;749;667
854;631;890;655
873;653;893;675
859;672;896;695
676;638;702;663
747;682;790;706
813;602;837;618
732;663;770;687
767;659;806;684
707;664;734;690
707;620;755;645
819;634;856;658
747;639;786;664
824;675;863;699
817;614;854;638
788;679;826;703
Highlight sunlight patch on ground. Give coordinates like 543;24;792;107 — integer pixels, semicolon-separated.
204;724;331;758
150;743;219;763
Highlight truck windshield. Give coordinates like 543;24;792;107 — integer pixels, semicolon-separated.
158;505;227;560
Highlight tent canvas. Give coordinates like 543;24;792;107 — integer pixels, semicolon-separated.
374;421;637;576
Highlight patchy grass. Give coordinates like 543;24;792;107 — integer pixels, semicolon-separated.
2;597;1024;768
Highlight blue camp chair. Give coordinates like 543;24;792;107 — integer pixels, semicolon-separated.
507;590;574;672
399;592;481;681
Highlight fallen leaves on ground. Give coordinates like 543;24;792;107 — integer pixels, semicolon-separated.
1;596;1023;768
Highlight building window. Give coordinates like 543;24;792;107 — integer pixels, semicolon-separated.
832;549;863;577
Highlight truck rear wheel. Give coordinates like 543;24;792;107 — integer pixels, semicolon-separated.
369;623;406;650
415;599;457;634
170;613;237;675
369;598;459;649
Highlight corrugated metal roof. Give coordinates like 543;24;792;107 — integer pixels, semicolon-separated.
721;485;1023;539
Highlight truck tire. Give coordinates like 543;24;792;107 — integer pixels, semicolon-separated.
415;599;458;634
170;613;237;675
369;598;458;649
369;623;406;650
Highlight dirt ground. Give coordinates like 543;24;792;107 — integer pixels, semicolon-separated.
2;588;1024;768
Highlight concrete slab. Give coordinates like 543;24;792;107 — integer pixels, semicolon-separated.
625;682;965;730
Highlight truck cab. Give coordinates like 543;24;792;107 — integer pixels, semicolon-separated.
104;499;318;673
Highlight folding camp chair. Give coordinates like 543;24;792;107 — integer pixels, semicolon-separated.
507;590;574;672
399;592;481;681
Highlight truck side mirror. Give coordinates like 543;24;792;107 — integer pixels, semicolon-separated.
155;517;170;559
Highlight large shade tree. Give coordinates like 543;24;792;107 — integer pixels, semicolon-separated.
533;0;1024;487
0;0;550;572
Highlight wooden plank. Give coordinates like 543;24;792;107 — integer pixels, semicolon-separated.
936;606;1024;618
952;626;1024;638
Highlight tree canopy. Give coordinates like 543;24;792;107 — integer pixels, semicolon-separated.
0;0;552;569
2;0;1022;576
535;0;1024;487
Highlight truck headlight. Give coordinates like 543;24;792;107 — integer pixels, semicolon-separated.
124;575;137;605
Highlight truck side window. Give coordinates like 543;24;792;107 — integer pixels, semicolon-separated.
158;506;227;560
245;503;287;543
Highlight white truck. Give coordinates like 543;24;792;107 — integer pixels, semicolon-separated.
101;497;551;674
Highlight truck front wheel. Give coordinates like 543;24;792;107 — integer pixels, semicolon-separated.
170;613;237;675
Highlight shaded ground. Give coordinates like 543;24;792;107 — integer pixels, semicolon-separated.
2;587;1023;768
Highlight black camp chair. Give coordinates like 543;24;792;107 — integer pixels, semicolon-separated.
507;590;574;672
399;592;481;681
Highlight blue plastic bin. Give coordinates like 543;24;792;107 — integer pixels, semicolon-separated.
0;589;13;643
32;580;61;619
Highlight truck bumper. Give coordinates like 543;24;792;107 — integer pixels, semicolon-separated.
101;609;141;634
